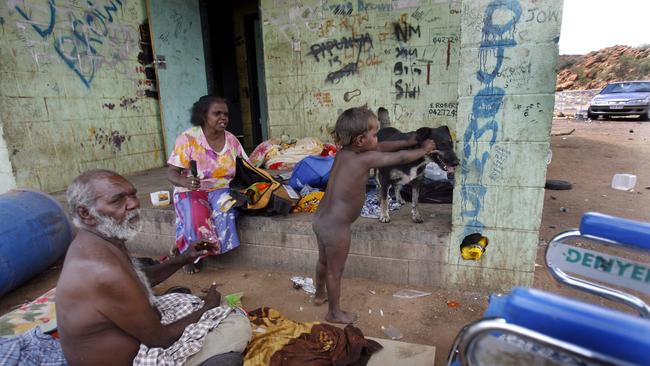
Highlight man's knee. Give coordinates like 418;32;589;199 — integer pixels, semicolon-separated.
219;313;252;353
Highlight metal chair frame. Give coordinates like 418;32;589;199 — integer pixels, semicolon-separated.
447;213;650;365
545;230;650;317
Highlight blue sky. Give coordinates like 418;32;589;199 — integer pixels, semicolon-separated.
560;0;650;55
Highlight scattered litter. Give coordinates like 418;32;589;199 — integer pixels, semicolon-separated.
550;196;557;200
548;225;556;229
393;289;432;299
551;128;575;137
446;300;461;308
612;174;637;191
645;187;650;190
253;326;267;334
381;325;403;340
299;306;303;312
291;276;316;294
601;194;607;197
629;129;634;133
534;263;542;267
224;292;243;308
368;289;376;295
560;207;567;212
369;309;372;314
380;309;384;317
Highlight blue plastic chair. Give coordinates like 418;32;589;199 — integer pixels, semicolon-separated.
447;212;650;366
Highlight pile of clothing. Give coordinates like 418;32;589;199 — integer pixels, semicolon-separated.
249;138;336;170
244;307;381;366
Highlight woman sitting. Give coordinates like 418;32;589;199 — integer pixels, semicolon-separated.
167;95;248;273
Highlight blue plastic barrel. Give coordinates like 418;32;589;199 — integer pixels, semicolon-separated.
0;190;73;296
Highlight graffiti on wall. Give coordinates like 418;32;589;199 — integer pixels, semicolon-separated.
459;0;522;235
265;1;462;130
392;16;423;99
7;0;138;88
308;32;375;83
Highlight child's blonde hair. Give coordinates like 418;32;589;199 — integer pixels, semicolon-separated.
332;106;376;146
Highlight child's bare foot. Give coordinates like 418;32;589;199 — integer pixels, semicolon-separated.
313;293;328;306
325;309;358;324
183;264;200;274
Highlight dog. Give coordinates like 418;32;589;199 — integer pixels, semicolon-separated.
376;126;459;223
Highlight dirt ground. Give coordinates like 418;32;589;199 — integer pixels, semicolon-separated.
2;117;649;365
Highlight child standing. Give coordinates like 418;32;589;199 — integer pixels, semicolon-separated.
312;107;436;323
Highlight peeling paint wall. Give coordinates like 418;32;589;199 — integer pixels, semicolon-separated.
0;123;17;192
260;0;462;141
0;0;163;193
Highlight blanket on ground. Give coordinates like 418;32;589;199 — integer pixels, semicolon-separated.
244;307;381;366
0;288;56;337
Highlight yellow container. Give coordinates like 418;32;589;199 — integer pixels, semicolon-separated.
460;235;488;260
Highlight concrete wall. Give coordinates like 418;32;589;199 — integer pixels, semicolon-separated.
0;124;17;192
260;0;462;141
449;0;562;288
0;0;164;193
259;0;562;290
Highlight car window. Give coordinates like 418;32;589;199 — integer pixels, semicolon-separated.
601;82;650;94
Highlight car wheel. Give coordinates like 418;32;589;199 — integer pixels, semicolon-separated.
638;111;650;122
587;111;597;120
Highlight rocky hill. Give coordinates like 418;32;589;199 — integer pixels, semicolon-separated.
556;45;650;91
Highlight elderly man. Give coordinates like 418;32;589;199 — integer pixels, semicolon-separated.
56;169;251;366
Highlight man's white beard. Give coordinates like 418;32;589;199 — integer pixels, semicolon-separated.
90;207;142;241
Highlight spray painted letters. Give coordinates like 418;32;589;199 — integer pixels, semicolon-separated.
10;0;134;88
459;0;522;234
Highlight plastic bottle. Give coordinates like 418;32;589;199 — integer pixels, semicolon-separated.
611;174;637;191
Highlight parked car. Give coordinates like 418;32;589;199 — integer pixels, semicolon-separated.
588;81;650;121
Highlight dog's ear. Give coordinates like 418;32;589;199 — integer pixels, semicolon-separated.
414;127;431;142
438;125;450;134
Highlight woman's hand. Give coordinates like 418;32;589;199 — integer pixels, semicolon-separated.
187;176;201;190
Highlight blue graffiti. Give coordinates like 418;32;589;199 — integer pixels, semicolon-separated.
460;0;522;236
14;0;56;37
14;0;124;88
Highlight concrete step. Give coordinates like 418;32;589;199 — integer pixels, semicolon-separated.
128;204;452;287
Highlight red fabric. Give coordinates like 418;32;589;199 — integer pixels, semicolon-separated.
320;143;337;157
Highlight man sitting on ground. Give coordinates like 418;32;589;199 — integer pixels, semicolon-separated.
56;169;251;366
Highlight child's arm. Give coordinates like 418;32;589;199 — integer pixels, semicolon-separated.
377;134;418;152
362;140;436;169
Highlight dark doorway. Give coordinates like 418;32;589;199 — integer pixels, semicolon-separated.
200;0;244;141
199;0;266;150
244;13;263;145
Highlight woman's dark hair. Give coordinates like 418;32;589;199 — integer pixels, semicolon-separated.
190;95;227;126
